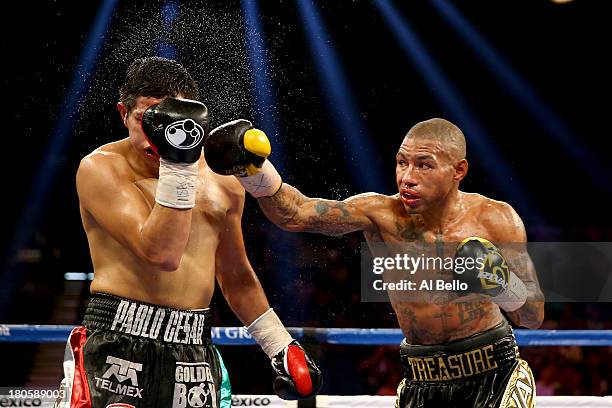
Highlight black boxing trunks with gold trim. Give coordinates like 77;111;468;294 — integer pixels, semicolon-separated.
395;319;535;408
55;293;231;408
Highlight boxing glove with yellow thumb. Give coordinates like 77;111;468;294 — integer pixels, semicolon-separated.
204;119;282;197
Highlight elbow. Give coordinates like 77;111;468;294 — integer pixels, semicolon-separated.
142;250;182;271
268;215;304;232
265;210;306;232
512;303;545;329
151;256;181;272
525;310;545;329
526;295;546;329
515;288;545;329
278;222;304;232
522;320;543;330
156;258;181;272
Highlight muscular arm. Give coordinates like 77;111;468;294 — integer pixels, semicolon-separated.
489;203;544;329
257;183;377;236
215;189;270;325
76;152;192;271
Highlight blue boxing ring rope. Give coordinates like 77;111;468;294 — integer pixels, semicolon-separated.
1;325;612;346
2;325;612;407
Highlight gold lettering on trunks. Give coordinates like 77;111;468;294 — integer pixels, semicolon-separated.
406;343;504;381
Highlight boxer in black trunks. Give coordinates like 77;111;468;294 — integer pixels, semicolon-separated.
204;117;545;407
55;57;321;408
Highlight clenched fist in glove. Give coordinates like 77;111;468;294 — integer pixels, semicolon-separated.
247;309;322;400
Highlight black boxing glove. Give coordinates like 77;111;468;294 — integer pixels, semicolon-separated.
141;97;209;164
454;237;528;312
271;341;322;400
141;98;209;209
204;119;282;197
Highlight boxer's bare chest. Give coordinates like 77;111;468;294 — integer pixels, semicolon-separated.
374;200;488;245
364;197;502;343
133;170;232;242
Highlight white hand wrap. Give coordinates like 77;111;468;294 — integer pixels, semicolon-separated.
247;308;293;359
493;271;528;312
155;159;200;209
239;160;282;198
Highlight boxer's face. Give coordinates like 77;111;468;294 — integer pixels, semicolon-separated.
396;137;458;213
118;96;164;162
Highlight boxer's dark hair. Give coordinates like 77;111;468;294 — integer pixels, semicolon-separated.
119;57;199;113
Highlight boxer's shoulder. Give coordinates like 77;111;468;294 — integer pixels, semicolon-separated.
197;165;245;209
460;192;512;214
79;148;133;178
204;167;243;195
464;193;523;240
475;195;517;220
78;141;135;184
346;192;397;212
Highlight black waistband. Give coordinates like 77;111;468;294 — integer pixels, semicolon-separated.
400;320;518;381
82;293;212;345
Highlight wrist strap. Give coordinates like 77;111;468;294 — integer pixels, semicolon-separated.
238;160;282;198
247;308;293;359
155;159;199;209
494;271;528;312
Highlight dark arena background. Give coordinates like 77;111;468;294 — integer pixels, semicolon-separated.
1;0;611;404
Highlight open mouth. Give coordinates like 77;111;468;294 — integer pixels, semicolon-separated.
400;189;421;206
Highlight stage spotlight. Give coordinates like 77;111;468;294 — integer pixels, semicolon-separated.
430;0;610;191
157;0;179;59
374;0;540;220
241;0;286;172
295;0;384;191
0;0;119;318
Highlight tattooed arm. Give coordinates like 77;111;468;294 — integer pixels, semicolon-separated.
257;183;381;236
487;201;545;329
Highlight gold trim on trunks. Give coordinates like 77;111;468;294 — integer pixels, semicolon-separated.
499;359;536;408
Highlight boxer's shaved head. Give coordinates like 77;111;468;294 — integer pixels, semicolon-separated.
403;118;466;162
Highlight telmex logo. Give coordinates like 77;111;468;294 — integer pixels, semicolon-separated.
102;356;142;386
231;397;271;406
210;327;252;340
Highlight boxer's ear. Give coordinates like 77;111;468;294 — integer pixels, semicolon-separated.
117;102;128;127
454;159;468;182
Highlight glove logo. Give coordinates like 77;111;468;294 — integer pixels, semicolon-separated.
165;119;205;150
478;252;510;290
